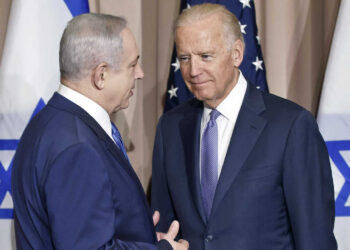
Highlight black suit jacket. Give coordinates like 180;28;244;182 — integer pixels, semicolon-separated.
12;93;171;250
152;83;336;250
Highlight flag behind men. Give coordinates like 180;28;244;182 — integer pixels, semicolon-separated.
0;0;89;248
317;1;350;249
164;0;268;112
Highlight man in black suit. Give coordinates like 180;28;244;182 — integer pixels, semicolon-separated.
12;13;188;250
152;3;336;250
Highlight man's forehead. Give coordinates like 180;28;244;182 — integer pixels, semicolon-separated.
121;28;139;55
177;14;223;30
176;26;224;50
121;27;135;44
176;18;223;39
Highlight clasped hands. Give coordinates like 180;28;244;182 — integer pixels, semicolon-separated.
153;211;189;250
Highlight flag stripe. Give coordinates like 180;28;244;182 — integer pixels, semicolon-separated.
64;0;90;17
0;141;18;150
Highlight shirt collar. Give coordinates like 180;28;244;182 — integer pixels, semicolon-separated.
203;71;247;121
57;83;113;138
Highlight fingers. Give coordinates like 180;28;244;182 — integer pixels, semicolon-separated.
169;238;189;250
152;210;160;226
166;220;180;240
156;232;165;241
159;221;189;249
178;239;189;248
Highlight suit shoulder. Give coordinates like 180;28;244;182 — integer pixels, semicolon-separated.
159;98;201;122
20;104;98;156
252;90;320;138
261;91;314;119
263;91;303;110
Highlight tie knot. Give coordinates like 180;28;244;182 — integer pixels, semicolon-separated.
210;109;220;121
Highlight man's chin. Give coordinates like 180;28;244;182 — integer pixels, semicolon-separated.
193;91;211;102
112;103;129;114
120;102;129;110
194;94;221;108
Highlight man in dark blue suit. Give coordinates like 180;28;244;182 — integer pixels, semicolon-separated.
152;4;336;250
11;13;188;250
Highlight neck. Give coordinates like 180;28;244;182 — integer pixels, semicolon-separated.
60;78;109;115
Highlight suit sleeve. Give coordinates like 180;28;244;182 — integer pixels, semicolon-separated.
283;110;337;250
44;142;172;250
151;119;177;233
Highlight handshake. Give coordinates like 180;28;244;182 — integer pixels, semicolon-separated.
153;211;189;250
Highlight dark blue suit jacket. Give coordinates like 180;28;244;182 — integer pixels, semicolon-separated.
12;93;171;250
151;83;337;250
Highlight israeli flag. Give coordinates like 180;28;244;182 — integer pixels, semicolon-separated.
0;0;89;248
317;1;350;249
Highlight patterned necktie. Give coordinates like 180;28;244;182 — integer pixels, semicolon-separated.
111;122;129;162
201;109;220;219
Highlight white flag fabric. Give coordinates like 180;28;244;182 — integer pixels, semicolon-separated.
317;1;350;249
0;0;88;248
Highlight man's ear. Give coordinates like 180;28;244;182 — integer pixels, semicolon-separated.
93;63;108;90
232;39;244;67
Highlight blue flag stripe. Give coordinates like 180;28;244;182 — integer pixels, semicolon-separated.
64;0;90;17
0;209;13;219
0;140;18;150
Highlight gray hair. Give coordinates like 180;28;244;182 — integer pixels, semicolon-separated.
59;13;127;81
175;3;245;50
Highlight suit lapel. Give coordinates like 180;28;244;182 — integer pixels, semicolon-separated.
48;93;147;199
210;84;267;218
48;93;157;237
179;100;207;224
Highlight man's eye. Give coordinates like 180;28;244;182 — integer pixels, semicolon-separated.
179;56;189;62
201;54;211;60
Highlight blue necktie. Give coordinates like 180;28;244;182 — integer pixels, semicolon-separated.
201;109;220;219
111;122;129;162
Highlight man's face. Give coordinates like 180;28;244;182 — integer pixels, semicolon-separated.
175;15;241;108
105;28;144;114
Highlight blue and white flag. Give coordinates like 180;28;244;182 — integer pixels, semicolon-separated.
164;0;268;112
0;0;89;248
317;1;350;249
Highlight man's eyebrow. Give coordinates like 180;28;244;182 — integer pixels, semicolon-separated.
178;50;216;56
130;55;140;65
197;50;215;54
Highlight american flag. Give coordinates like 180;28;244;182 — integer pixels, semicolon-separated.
164;0;268;112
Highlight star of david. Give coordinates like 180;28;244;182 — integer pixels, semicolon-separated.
0;98;45;219
326;140;350;216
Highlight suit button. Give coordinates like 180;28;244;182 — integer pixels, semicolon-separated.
205;235;213;242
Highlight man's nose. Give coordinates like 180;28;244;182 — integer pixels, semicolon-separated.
135;64;144;79
190;58;201;77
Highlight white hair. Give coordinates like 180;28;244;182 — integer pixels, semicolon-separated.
59;13;127;81
175;3;245;50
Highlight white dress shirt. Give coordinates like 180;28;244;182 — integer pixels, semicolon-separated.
57;84;114;141
200;72;247;180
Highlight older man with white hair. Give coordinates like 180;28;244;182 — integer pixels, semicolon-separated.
12;13;188;250
152;3;336;250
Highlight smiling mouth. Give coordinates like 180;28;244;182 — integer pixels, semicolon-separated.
190;81;210;87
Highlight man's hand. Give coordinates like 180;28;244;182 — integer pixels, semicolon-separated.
159;220;189;249
153;210;160;227
153;211;189;249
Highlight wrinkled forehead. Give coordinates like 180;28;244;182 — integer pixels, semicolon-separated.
175;18;226;52
176;15;225;39
121;28;139;59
